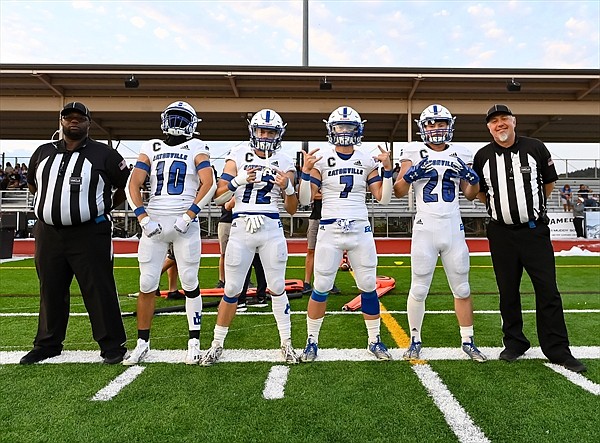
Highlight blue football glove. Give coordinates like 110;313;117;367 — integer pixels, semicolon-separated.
453;157;479;185
403;157;433;183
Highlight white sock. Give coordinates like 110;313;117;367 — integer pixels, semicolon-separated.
271;292;292;343
306;316;324;343
460;325;474;343
185;296;203;331
407;296;425;342
213;325;229;348
364;318;380;343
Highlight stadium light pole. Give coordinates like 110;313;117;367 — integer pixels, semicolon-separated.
302;0;309;154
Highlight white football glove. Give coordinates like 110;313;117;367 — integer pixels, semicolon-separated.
174;213;193;234
242;214;265;234
139;216;162;238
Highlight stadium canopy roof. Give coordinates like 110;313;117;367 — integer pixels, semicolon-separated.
0;64;598;147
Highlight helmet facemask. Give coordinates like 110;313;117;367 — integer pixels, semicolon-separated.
416;104;455;144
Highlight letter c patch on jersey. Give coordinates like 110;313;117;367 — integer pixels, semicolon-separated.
327;157;337;168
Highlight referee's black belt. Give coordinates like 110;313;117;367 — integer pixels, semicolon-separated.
490;218;544;230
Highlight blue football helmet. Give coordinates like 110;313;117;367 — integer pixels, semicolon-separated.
248;109;286;153
416;104;456;144
161;101;200;138
325;106;365;146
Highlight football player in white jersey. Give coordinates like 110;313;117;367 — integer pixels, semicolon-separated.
124;101;216;366
393;104;487;362
298;106;394;362
200;109;299;366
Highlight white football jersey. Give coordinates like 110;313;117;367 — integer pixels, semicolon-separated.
227;142;295;215
400;142;473;216
315;147;378;221
141;138;210;215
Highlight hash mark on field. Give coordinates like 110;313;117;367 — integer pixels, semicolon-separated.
544;363;600;395
412;364;490;443
91;365;145;401
263;365;290;400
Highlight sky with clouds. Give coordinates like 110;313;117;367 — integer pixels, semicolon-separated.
0;0;598;169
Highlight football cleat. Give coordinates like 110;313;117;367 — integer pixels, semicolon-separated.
403;337;422;360
280;339;299;364
185;338;201;365
299;336;318;363
462;337;487;363
367;335;392;360
123;338;149;366
199;343;223;366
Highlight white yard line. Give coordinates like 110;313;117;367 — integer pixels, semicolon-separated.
412;363;490;443
544;363;600;395
2;309;599;317
91;365;145;401
2;346;598;365
262;365;290;400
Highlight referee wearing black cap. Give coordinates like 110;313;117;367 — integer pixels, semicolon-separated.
21;102;130;365
471;104;586;373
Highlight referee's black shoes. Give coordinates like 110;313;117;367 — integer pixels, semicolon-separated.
102;353;125;365
558;357;587;373
498;348;527;362
19;347;61;364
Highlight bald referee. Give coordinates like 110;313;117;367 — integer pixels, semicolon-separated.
471;104;586;373
20;102;130;365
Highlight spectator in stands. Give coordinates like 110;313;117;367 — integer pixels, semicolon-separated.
573;197;585;238
560;184;572;212
577;184;590;200
0;175;9;190
4;162;14;174
7;172;22;189
392;162;401;181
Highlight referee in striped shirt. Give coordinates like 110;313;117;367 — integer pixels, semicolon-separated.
20;102;130;365
471;104;586;373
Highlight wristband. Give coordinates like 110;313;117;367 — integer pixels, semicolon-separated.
284;179;295;196
383;170;393;179
134;206;147;217
228;180;238;191
301;172;311;181
189;203;201;215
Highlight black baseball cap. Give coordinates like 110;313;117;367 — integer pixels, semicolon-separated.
485;104;512;122
60;102;91;119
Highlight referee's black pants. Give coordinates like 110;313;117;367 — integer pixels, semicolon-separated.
487;221;573;363
33;220;127;358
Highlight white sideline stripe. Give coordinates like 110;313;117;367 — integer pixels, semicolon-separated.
262;365;290;400
91;365;145;401
412;364;490;443
2;346;598;365
544;363;600;395
2;309;599;317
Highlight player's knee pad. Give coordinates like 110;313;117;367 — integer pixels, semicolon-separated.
224;281;243;298
140;273;160;294
452;282;471;299
185;286;200;299
355;272;377;294
177;266;198;291
409;284;429;303
310;290;328;303
361;290;380;315
268;280;286;297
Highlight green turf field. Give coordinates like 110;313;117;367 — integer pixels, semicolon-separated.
1;255;599;443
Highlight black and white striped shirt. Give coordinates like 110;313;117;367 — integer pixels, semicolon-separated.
473;136;558;225
27;138;130;227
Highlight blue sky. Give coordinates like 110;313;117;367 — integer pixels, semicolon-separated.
1;0;598;169
1;0;598;68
